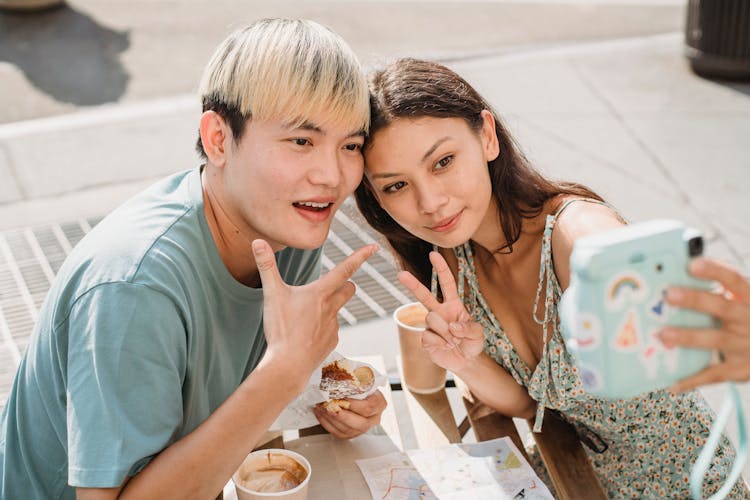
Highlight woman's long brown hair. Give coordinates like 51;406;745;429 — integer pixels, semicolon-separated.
354;58;603;286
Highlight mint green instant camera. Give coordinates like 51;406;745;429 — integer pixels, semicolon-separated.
559;220;714;399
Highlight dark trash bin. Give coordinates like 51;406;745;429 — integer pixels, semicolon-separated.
685;0;750;80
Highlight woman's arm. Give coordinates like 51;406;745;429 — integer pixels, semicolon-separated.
398;251;536;420
453;353;537;419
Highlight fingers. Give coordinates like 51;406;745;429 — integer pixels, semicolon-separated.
670;364;728;393
252;239;283;296
398;271;441;311
448;321;484;342
425;311;458;348
665;287;745;324
319;244;378;292
422;330;453;352
313;406;359;438
328;280;357;313
313;392;385;438
429;251;459;302
658;326;728;351
345;391;387;418
689;258;750;301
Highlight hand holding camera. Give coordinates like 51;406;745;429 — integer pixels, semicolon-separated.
560;220;716;398
659;257;750;392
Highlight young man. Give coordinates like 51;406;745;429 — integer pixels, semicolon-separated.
0;19;384;499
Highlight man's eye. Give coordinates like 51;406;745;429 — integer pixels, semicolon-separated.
344;143;362;152
292;138;310;146
436;155;453;169
384;181;406;193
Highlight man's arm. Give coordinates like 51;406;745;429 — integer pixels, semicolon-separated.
76;241;377;499
77;351;311;499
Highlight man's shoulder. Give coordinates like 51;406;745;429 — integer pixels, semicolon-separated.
54;169;205;296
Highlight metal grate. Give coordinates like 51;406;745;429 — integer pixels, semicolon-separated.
0;200;412;409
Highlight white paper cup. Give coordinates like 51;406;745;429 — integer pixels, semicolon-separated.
393;302;446;394
233;448;311;500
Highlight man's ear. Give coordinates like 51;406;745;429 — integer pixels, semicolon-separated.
199;111;230;167
479;109;500;162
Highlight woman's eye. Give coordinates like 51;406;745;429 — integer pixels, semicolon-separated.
436;155;453;169
383;181;406;193
292;138;310;146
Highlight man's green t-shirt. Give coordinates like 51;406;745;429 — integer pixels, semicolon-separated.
0;167;322;499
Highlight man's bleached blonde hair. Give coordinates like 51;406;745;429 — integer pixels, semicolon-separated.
196;18;369;158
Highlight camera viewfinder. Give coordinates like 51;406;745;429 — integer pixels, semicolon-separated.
688;236;704;257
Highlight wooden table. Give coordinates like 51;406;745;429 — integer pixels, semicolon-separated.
403;384;607;500
223;355;607;499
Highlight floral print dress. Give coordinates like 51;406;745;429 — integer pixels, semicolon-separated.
439;199;748;498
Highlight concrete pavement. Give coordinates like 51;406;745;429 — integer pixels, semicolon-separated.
1;0;750;481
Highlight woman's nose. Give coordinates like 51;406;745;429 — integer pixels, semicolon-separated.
416;179;449;214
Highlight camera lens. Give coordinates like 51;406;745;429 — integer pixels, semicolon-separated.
688;236;704;257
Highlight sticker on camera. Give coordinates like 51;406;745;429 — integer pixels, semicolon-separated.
611;309;642;351
647;289;671;323
640;342;661;379
640;335;679;379
606;272;648;311
573;312;602;351
577;363;603;393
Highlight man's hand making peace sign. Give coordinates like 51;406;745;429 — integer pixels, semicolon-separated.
251;239;386;438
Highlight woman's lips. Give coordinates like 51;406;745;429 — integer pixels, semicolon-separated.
428;210;463;232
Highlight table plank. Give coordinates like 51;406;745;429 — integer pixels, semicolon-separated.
413;378;607;500
462;397;529;461
352;355;403;450
397;355;461;448
528;410;607;500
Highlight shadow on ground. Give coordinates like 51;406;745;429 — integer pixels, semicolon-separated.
0;4;130;105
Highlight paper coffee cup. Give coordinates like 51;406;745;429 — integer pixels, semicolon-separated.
233;448;311;500
393;302;446;394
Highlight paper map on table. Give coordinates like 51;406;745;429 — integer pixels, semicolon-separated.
355;437;553;500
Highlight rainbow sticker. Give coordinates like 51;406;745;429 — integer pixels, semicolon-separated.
606;272;648;311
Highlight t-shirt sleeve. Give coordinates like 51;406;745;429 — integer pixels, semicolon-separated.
65;282;187;488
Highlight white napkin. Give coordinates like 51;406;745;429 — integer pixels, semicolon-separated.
269;351;387;431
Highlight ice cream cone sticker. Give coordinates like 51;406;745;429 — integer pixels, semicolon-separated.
613;309;641;351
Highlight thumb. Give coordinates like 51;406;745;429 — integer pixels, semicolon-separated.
252;239;283;295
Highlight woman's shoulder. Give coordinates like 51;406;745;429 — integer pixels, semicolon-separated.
548;195;625;289
550;195;624;239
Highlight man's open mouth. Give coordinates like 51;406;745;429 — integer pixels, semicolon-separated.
293;201;333;212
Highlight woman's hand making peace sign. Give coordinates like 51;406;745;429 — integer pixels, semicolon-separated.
398;251;486;372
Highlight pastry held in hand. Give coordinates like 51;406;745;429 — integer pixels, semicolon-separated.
269;352;385;430
320;358;375;399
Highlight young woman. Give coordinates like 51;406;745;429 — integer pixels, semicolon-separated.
355;58;749;498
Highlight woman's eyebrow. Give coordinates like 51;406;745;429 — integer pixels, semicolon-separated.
421;137;450;163
369;171;401;180
369;136;453;180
